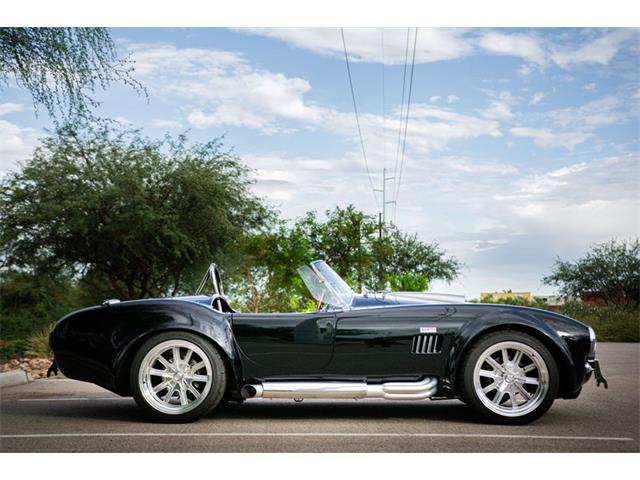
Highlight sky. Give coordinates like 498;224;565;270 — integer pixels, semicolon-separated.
1;27;638;299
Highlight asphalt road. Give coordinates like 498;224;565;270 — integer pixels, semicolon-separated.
0;342;638;452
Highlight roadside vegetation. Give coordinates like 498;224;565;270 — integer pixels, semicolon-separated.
476;239;640;342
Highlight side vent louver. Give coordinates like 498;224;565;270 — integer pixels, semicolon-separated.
411;334;442;354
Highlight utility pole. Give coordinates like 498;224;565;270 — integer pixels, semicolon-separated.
374;168;396;235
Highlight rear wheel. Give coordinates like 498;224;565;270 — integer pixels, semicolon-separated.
130;331;227;423
460;331;558;425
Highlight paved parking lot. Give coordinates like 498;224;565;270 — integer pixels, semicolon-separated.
0;343;638;452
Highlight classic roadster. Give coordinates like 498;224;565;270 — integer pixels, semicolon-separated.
49;260;605;424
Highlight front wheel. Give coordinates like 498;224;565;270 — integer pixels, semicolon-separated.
460;331;559;425
130;331;227;423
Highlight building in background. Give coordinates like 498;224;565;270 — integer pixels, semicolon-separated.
480;291;532;302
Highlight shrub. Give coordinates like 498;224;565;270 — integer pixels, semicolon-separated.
558;301;639;342
24;323;54;357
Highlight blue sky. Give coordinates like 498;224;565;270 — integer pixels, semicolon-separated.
1;28;638;298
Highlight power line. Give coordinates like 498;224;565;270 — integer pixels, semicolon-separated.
391;27;411;223
340;27;379;210
381;28;386;172
395;27;418;206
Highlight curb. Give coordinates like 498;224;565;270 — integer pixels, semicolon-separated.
0;369;30;388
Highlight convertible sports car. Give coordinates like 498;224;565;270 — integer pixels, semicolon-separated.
49;260;606;424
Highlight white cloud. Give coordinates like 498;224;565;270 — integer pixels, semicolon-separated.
528;91;545;105
129;43;322;133
477;32;546;65
432;153;639;298
442;156;518;175
0;119;39;174
551;29;638;68
403;105;502;153
237;28;473;65
517;63;536;76
237;28;638;74
510;95;632;151
583;82;597;92
446;95;460;104
545;96;624;129
509;126;590;150
429;96;441;103
0;103;25;116
129;43;503;156
480;91;516;121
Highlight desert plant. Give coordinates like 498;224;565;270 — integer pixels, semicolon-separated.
24;323;54;357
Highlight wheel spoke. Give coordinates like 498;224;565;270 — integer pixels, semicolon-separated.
184;349;193;365
153;380;172;393
485;356;503;372
523;364;537;373
512;350;523;367
172;346;181;364
156;355;172;370
501;348;508;365
482;381;498;394
190;361;205;373
493;386;506;405
479;369;501;379
163;383;177;403
186;381;202;399
514;382;531;400
178;382;188;406
522;376;540;385
149;368;172;378
187;374;209;383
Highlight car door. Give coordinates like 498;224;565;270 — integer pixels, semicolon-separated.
328;305;457;376
231;311;336;377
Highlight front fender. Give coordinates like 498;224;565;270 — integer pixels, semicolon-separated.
443;307;578;397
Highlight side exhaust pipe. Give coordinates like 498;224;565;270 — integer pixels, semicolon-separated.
240;377;438;401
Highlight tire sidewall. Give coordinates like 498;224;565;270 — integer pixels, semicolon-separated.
461;331;559;425
130;331;227;423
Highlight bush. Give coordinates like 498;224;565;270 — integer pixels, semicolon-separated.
558;301;639;342
470;296;638;342
0;339;27;363
24;323;54;357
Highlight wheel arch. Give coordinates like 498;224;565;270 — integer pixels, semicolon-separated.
448;320;576;399
114;327;240;397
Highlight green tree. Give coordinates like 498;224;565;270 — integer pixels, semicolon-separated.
296;205;377;288
543;238;640;307
372;228;461;291
0;27;144;120
223;205;461;312
0;120;271;300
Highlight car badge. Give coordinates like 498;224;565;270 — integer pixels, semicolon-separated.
420;327;437;333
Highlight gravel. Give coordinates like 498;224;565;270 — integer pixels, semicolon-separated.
0;358;53;380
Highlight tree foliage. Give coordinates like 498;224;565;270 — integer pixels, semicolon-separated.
0;121;271;299
227;205;461;312
543;238;640;307
0;28;144;120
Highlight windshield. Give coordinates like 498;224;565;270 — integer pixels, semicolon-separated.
297;260;354;309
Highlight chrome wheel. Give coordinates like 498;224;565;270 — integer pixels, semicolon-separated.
138;339;213;415
473;341;549;417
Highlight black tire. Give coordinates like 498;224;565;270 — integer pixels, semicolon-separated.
130;331;227;423
459;331;559;425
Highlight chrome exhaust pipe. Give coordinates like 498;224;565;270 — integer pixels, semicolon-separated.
240;377;438;401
